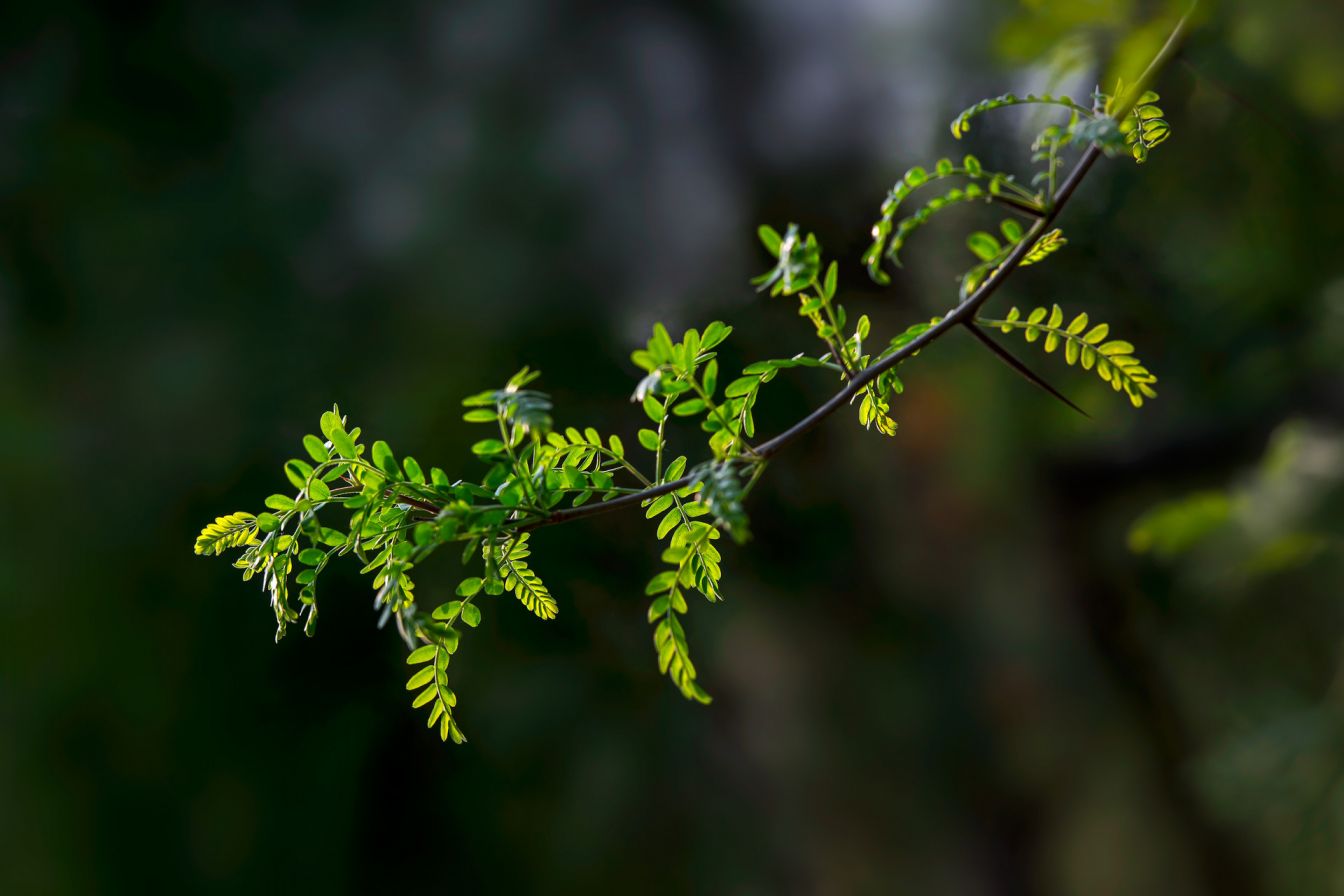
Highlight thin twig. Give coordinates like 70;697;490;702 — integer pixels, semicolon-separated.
961;322;1090;418
991;193;1047;219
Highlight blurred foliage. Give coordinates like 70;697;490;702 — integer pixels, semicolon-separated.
3;0;1343;893
1130;420;1341;577
1128;421;1344;893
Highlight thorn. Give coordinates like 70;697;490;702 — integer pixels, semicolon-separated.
990;193;1047;219
962;323;1090;418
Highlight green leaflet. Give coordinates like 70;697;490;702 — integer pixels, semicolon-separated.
950;92;1091;140
881;182;994;268
1120;91;1172;163
1101;81;1174;164
690;461;750;544
751;224;821;296
960;227;1068;298
1021;228;1067;265
463;366;553;435
977;304;1159;407
486;534;558;620
967;231;1002;262
864;160;1040;285
643;486;721;704
857;371;902;437
406;642;465;744
194;512;259;556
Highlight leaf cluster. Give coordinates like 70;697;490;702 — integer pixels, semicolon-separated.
977;304;1159;407
196;65;1177;744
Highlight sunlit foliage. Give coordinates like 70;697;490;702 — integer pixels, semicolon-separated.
197;75;1174;744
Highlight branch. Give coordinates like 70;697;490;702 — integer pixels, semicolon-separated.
508;8;1196;535
200;6;1200;750
515;149;1101;533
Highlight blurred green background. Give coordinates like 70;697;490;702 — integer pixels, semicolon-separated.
3;1;1343;893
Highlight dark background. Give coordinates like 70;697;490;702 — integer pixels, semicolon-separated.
3;1;1343;893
